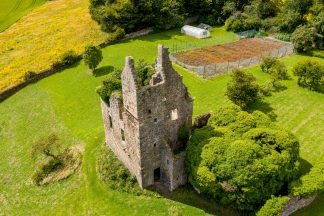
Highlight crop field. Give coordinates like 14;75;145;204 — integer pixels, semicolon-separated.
175;38;287;66
0;12;237;93
0;0;46;32
0;26;323;215
0;0;110;92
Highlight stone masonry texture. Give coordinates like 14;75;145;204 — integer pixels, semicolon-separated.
100;45;193;191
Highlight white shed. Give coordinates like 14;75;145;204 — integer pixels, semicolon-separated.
181;25;210;39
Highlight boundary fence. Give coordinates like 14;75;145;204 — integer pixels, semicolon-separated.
169;38;294;78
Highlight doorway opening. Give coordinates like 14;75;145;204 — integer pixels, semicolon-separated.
154;168;161;182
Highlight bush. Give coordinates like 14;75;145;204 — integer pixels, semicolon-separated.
83;46;103;72
60;51;79;66
96;145;149;195
186;105;300;210
275;33;291;42
32;158;62;185
31;134;63;161
226;69;262;109
225;13;261;33
24;71;37;81
292;60;323;91
96;76;122;103
290;156;324;198
136;60;155;86
114;27;126;40
291;25;316;52
256;196;290;216
177;124;189;147
261;57;278;74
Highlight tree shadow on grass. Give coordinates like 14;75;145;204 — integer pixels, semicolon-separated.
272;84;288;93
247;100;277;121
148;184;241;216
298;158;313;176
93;66;115;77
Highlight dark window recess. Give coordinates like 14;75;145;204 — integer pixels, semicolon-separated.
167;160;169;165
148;109;152;114
154;143;156;147
109;116;113;128
154;168;161;182
154;118;157;123
121;129;125;141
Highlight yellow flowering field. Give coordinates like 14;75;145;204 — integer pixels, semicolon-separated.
0;0;109;91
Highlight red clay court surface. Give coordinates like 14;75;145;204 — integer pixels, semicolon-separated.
174;38;287;66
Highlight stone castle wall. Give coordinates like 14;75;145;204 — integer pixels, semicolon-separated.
101;45;193;191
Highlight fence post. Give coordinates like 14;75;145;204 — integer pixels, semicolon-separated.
227;61;230;72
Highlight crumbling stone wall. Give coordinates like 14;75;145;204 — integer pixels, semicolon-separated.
101;45;193;191
281;196;317;216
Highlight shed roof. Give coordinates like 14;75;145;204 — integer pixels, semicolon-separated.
197;23;212;30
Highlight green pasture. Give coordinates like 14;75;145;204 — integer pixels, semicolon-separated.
0;0;46;32
0;27;323;215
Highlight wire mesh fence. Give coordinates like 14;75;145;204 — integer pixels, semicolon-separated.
168;39;294;78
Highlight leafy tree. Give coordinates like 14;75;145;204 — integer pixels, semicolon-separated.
312;12;324;49
226;69;261;109
90;0;185;33
83;46;103;72
269;61;288;85
293;60;323;91
291;25;316;52
31;134;63;161
261;56;278;73
186;105;300;211
255;0;278;19
225;12;261;32
261;57;288;86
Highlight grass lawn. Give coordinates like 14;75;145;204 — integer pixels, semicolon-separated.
0;0;46;32
0;28;323;215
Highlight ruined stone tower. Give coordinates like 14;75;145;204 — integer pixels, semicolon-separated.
100;45;193;191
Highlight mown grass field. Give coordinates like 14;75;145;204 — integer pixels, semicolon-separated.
0;0;46;32
0;27;323;215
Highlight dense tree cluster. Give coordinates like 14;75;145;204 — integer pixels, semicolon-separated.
186;105;300;210
89;0;250;33
90;0;323;52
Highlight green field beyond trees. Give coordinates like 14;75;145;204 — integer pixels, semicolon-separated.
0;27;323;215
0;0;46;32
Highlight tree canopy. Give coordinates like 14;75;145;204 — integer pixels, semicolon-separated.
186;105;300;210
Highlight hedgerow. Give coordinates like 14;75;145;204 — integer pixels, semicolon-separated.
186;105;300;211
256;196;290;216
290;156;324;198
